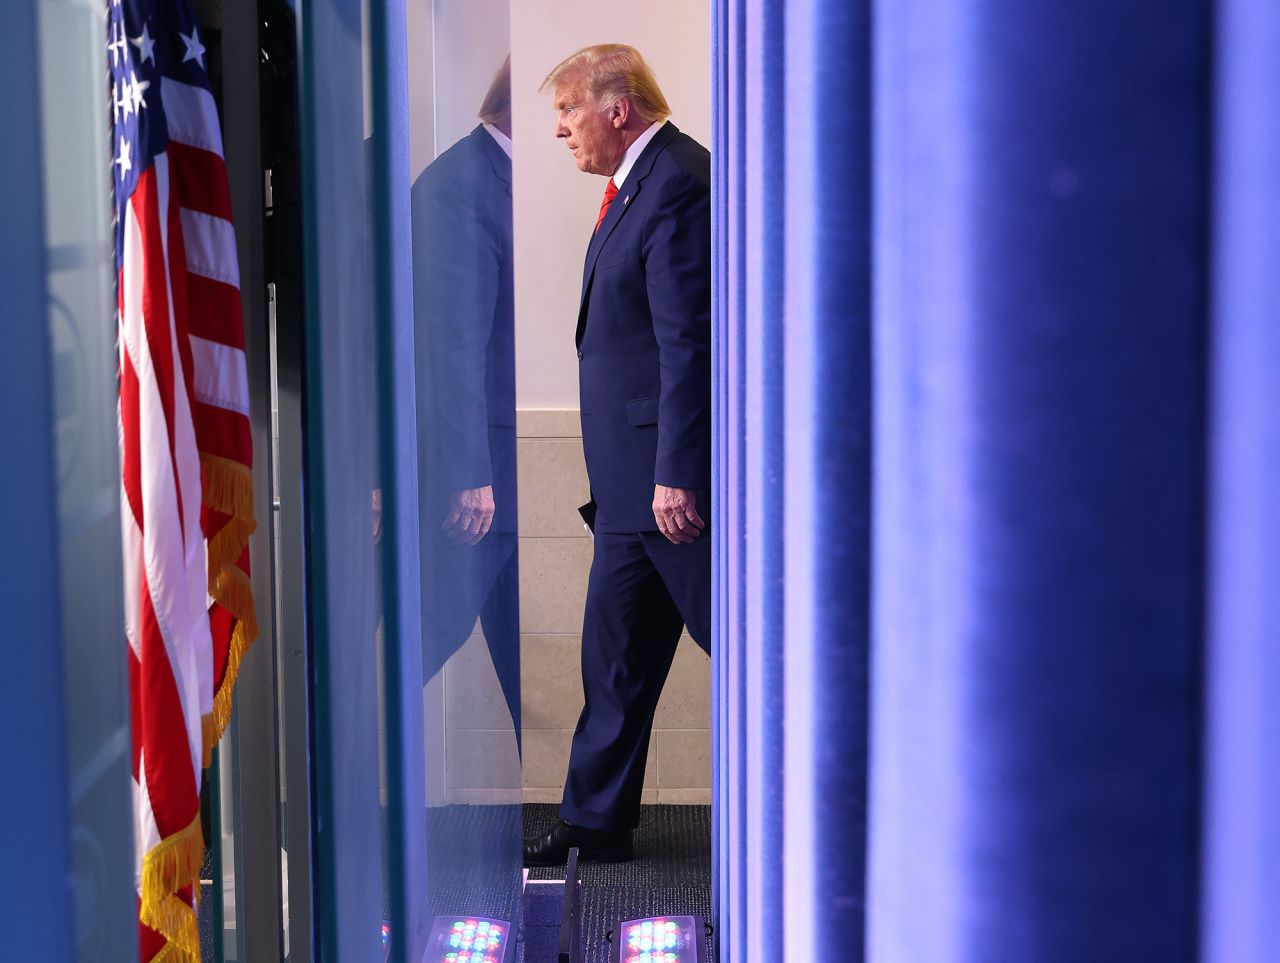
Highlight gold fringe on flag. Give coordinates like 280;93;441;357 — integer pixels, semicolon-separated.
150;941;200;963
139;815;204;962
201;453;255;520
200;453;260;763
201;572;258;766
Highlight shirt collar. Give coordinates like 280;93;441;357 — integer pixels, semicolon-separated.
483;123;513;159
612;120;666;188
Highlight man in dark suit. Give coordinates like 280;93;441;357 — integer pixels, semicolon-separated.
411;58;521;737
523;44;711;866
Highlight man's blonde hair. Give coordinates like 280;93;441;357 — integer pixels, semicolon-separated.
540;44;671;124
478;55;512;130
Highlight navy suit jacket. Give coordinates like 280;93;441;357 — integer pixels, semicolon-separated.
411;125;517;534
577;123;712;532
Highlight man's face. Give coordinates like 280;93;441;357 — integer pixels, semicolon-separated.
554;81;624;176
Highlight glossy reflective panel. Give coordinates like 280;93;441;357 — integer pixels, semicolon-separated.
297;0;521;959
297;0;392;956
39;0;136;957
409;0;523;926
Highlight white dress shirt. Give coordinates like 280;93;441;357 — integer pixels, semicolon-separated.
612;120;667;187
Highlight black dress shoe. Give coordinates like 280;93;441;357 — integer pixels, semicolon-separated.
523;819;633;867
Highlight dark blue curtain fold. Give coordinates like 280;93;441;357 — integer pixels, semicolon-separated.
869;3;1211;959
780;0;873;950
715;0;873;959
1201;0;1280;958
714;0;1278;959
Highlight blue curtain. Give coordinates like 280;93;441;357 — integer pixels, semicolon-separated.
870;1;1208;958
1201;0;1280;958
714;0;873;959
713;1;1279;959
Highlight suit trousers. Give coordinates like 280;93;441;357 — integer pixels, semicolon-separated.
560;526;711;831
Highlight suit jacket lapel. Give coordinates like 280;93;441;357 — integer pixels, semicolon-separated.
577;123;682;335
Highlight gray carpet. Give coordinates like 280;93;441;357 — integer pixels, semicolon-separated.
196;803;714;962
523;803;714;963
426;803;524;924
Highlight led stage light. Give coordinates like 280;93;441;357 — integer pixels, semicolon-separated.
426;914;514;963
609;915;708;963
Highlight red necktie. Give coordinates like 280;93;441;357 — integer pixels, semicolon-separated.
594;178;619;234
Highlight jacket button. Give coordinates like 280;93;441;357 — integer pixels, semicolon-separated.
577;350;583;360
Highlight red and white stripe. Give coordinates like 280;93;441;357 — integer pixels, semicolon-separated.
119;75;255;963
163;79;257;756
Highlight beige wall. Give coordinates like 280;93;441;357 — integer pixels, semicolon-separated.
405;0;435;175
428;410;712;804
510;1;712;409
516;412;711;804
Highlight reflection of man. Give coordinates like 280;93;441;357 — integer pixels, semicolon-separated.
523;45;711;866
412;58;520;734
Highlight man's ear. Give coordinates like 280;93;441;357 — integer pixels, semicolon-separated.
611;97;632;128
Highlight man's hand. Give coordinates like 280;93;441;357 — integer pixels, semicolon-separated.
443;485;495;546
653;485;705;544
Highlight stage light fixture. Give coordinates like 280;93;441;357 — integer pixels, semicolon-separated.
609;915;708;963
425;914;515;963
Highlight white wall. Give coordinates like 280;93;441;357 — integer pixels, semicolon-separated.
405;0;511;181
405;0;436;176
510;2;712;409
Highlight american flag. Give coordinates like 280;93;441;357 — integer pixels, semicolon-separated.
109;0;258;958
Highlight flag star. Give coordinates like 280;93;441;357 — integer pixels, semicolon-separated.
130;73;150;113
115;140;132;177
130;24;156;65
108;22;128;67
112;81;122;124
117;78;134;120
179;26;206;68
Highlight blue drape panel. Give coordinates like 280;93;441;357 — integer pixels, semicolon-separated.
1201;0;1280;957
716;1;1280;960
713;1;750;957
709;0;729;950
714;1;873;959
716;0;779;954
780;0;873;951
869;3;1210;958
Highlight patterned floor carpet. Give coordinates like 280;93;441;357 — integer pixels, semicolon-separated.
523;803;714;963
198;803;714;962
